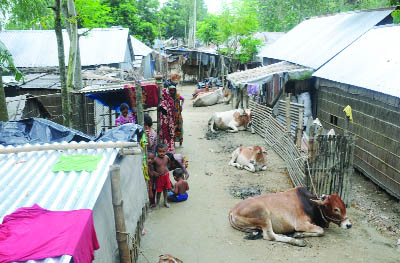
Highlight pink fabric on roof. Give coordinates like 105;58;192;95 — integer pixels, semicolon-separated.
0;204;99;263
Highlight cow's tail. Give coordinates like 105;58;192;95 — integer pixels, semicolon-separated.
229;210;263;240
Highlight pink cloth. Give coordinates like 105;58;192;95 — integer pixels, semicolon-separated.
0;204;99;263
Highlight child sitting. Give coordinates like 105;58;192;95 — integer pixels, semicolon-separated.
154;143;172;208
168;168;189;202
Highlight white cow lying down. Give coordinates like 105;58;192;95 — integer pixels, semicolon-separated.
193;88;224;107
229;146;267;172
208;109;253;133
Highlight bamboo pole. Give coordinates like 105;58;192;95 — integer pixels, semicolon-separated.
155;76;163;143
296;108;304;148
135;82;144;126
110;165;131;263
0;142;139;154
285;94;291;133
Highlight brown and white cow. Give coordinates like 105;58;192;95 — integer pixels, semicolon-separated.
193;88;225;107
208;109;253;133
229;146;267;172
229;186;352;247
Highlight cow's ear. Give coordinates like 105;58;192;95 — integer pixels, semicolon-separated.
321;194;328;201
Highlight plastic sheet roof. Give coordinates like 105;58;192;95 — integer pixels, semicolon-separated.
227;61;313;85
131;36;153;57
0;142;120;263
313;24;400;98
0;28;130;67
258;8;394;69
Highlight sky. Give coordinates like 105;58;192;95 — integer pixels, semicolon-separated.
159;0;229;14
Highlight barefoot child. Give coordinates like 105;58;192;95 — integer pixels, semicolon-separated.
168;168;189;202
154;143;172;208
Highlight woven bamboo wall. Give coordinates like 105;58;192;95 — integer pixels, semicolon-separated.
316;79;400;199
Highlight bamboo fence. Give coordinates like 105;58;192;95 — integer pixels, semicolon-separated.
250;99;355;206
249;100;307;187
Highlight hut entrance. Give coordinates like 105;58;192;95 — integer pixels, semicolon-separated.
308;135;355;206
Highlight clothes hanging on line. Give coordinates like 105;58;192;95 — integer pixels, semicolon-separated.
0;204;99;263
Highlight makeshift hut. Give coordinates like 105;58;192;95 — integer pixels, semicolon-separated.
0;28;137;134
0;120;148;263
312;24;400;199
165;47;220;82
130;36;154;79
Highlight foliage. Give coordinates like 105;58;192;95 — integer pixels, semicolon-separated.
236;38;262;64
159;0;187;39
197;14;220;45
256;0;393;32
0;40;22;81
75;0;114;28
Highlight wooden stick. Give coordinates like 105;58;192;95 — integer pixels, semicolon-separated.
296;108;304;148
135;82;144;126
285;94;291;133
110;165;131;263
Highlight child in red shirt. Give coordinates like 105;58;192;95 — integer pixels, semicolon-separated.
153;143;172;208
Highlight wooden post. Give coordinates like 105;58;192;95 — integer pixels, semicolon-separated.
343;116;350;136
135;82;144;126
198;53;201;82
110;165;131;263
285;94;291;133
155;75;163;143
296;107;304;148
108;106;113;129
308;124;315;161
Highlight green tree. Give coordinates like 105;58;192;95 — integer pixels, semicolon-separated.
218;0;260;66
0;40;23;121
197;14;220;45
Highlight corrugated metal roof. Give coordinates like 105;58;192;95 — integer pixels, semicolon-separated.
0;28;130;67
0;141;120;263
227;61;312;85
258;8;394;69
131;36;153;57
254;32;285;45
313;24;400;98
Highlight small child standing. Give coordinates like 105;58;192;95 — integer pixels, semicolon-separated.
168;168;189;202
147;153;157;208
154;143;172;208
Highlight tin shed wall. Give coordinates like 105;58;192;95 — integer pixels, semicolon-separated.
316;78;400;199
93;154;148;263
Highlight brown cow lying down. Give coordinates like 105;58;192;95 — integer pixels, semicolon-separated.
192;86;217;98
229;186;352;247
229;146;267;172
159;254;183;263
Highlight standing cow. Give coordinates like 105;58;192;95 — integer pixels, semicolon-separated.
229;146;267;172
208;109;253;133
229;186;352;247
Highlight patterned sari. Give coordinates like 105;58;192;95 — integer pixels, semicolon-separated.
159;88;176;153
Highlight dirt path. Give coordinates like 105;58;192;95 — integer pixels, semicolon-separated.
138;85;399;263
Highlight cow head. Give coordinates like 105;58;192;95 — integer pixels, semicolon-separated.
312;194;352;229
244;109;255;134
159;254;183;263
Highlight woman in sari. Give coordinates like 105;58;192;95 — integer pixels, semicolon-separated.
169;86;184;147
159;88;176;153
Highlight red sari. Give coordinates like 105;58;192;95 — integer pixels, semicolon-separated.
159;88;176;153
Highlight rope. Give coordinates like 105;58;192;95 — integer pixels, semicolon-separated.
116;231;151;263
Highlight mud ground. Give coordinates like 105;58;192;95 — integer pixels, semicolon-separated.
138;85;400;263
